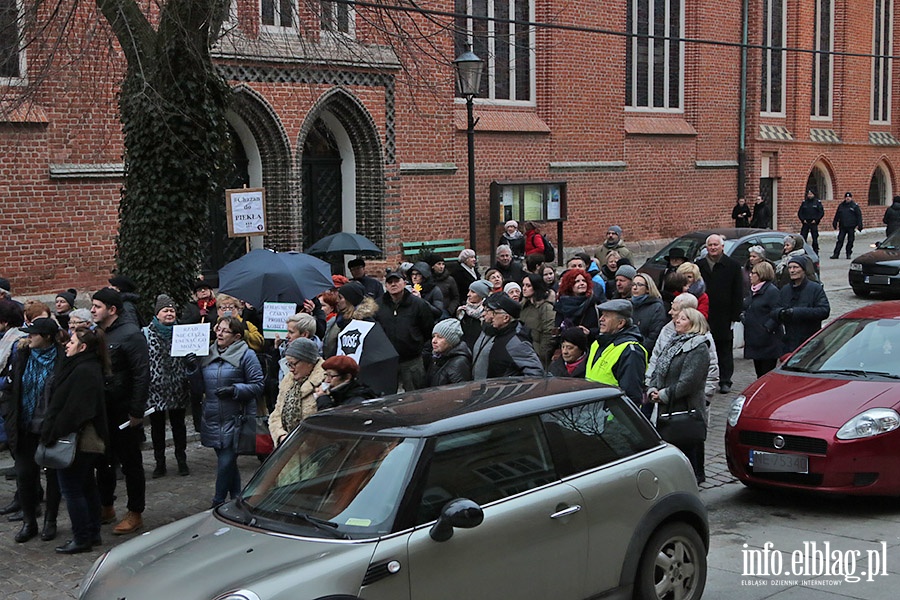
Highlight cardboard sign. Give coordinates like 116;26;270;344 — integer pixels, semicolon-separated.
262;302;297;339
226;188;266;237
170;323;211;357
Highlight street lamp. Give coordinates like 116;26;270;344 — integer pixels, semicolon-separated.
454;44;483;253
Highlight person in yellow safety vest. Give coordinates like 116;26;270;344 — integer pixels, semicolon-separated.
586;299;648;409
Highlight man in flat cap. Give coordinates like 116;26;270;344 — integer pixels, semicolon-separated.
586;299;648;408
471;293;544;379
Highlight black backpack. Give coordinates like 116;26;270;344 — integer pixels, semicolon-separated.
540;234;555;262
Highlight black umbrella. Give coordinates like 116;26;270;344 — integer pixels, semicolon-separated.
218;249;333;308
305;232;382;257
337;320;399;396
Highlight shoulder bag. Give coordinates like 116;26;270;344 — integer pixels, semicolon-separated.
656;408;707;447
233;414;274;458
35;431;78;469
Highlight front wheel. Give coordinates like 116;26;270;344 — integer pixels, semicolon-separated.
634;522;707;600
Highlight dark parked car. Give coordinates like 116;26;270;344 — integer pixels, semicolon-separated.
639;228;820;284
849;230;900;297
80;378;708;600
725;301;900;496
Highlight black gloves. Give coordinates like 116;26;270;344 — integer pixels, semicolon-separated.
215;385;236;400
778;308;793;323
184;353;198;368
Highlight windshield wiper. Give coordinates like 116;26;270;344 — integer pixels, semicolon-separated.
781;364;811;372
816;369;869;377
269;509;349;539
863;371;900;380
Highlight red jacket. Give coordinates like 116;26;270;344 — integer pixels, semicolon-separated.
525;229;545;256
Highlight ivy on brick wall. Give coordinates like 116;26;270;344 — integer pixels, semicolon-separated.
98;0;232;312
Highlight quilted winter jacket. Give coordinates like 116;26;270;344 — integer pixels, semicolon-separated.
196;340;263;450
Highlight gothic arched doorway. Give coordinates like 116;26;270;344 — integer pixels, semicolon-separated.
302;118;344;272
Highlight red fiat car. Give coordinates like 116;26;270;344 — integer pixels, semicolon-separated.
725;301;900;495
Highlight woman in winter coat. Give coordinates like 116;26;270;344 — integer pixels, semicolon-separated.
548;327;589;378
675;262;709;318
426;254;461;316
268;338;325;447
884;195;900;237
519;273;556;368
451;249;480;297
741;262;782;377
541;265;559;303
323;282;374;358
646;308;711;484
732;198;752;228
314;356;377;409
53;289;77;332
143;295;191;479
41;324;109;554
630;274;667;355
457;280;491;349
427;319;472;387
523;221;546;257
409;261;446;319
2;317;64;544
501;220;526;258
197;316;263;507
554;268;600;340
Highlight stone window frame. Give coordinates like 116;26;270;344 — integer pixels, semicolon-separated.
261;0;296;30
871;0;892;124
0;0;26;84
760;0;786;117
811;0;833;120
625;0;684;113
454;0;536;105
320;0;355;37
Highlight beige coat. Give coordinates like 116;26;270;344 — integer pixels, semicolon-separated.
268;358;326;445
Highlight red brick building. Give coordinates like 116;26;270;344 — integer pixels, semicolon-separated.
1;0;899;295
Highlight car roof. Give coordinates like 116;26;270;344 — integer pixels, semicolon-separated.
835;300;900;320
674;228;771;241
303;378;624;438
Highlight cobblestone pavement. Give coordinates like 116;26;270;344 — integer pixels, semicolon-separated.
0;231;890;597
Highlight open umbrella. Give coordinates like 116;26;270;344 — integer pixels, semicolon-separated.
337;320;399;396
305;232;382;257
218;249;333;308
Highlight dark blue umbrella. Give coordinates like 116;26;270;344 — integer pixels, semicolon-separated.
305;232;382;257
218;249;333;307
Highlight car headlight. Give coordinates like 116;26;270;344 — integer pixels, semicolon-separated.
212;592;260;600
849;263;862;271
728;395;746;427
836;408;900;440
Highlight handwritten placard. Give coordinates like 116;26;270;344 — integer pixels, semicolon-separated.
225;188;266;237
170;323;211;357
262;302;296;339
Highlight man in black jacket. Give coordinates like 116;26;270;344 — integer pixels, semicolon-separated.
90;287;150;536
471;294;544;379
750;195;772;229
831;191;864;259
697;234;743;394
777;256;830;353
376;271;434;392
798;189;825;254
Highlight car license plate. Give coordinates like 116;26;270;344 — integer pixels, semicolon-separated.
864;275;890;285
749;450;809;473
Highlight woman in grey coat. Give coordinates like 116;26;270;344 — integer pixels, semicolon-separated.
647;308;711;484
196;316;263;507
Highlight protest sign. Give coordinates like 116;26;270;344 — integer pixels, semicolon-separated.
262;302;296;339
171;323;211;357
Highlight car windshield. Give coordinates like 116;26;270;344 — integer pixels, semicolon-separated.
649;236;739;265
878;230;900;250
784;317;900;377
237;426;421;538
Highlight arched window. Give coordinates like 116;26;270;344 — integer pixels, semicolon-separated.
868;163;892;206
805;162;833;201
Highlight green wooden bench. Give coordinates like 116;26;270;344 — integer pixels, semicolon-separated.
401;238;466;263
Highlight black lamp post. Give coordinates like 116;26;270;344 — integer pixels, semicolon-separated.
454;44;483;252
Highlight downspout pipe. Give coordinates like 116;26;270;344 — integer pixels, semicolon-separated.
738;0;749;199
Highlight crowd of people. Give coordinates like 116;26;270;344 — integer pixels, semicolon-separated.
0;216;843;551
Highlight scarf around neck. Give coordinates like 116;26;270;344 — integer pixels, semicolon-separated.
150;316;174;341
21;345;58;425
203;339;248;368
656;332;703;382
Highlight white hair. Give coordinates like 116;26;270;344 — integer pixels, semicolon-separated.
673;293;698;309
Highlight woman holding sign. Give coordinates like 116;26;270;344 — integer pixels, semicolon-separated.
142;295;192;479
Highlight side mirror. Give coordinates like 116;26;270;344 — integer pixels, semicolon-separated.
429;498;484;542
